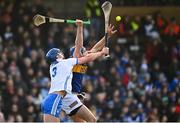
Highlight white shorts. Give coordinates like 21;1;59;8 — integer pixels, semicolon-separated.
62;93;82;115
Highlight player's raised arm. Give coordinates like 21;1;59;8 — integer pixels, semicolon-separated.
90;24;117;53
73;19;84;58
78;47;109;64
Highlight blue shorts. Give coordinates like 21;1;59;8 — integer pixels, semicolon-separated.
41;93;62;118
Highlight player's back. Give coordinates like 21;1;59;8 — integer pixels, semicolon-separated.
72;64;87;93
69;46;88;93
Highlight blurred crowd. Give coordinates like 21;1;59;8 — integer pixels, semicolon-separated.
110;0;180;6
0;0;180;122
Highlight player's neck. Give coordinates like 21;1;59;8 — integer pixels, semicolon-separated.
57;58;63;61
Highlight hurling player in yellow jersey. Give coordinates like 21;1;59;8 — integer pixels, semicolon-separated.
66;19;117;122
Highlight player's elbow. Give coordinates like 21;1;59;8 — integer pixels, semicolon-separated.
73;52;82;58
86;115;97;122
92;117;97;122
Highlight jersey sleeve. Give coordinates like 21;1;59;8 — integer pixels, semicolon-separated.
66;58;78;66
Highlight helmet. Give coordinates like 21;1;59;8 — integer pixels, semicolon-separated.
46;48;61;63
69;47;75;57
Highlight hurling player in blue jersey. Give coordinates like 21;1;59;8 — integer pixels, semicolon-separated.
71;20;116;94
69;19;117;122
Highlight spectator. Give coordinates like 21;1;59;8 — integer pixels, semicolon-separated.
164;17;180;37
169;71;180;92
144;15;160;39
0;0;179;122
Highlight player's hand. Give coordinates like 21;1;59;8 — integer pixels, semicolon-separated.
76;19;83;27
107;24;117;37
102;47;109;55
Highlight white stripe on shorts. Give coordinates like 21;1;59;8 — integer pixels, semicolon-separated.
52;95;61;115
51;95;60;115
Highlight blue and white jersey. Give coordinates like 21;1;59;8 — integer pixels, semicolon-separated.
48;58;78;94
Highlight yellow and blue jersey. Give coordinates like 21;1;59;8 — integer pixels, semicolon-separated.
72;64;87;93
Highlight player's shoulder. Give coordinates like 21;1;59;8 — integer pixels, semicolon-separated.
50;61;59;67
60;58;77;65
50;59;65;66
62;58;76;62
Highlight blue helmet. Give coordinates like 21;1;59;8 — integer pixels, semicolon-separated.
46;48;61;63
69;47;75;57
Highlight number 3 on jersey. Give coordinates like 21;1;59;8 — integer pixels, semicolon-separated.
52;67;57;77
